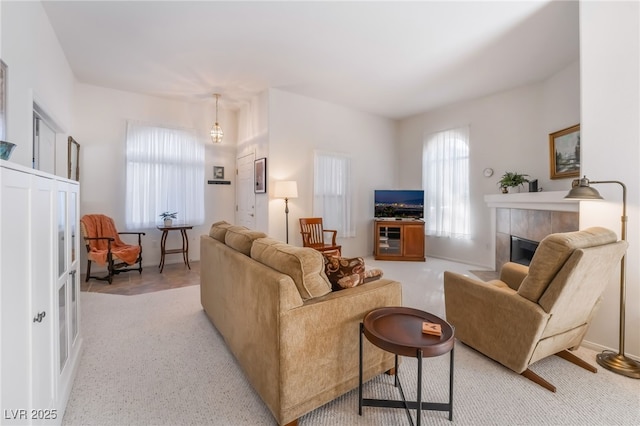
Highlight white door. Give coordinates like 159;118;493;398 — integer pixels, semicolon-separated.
235;153;256;228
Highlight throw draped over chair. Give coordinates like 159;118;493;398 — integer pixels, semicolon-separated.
80;214;145;284
444;227;627;392
299;217;342;256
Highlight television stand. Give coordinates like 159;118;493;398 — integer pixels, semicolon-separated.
374;219;425;261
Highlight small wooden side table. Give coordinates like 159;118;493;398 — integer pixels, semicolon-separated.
157;224;193;273
359;306;455;426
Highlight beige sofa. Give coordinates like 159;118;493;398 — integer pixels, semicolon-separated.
200;222;402;425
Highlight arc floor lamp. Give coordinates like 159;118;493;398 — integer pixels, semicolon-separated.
565;176;640;378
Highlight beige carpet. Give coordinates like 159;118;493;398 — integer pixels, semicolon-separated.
62;285;640;425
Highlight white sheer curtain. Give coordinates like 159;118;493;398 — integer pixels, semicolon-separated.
125;121;205;229
422;126;471;239
313;151;354;238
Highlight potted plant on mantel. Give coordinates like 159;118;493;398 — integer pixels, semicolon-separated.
159;211;177;226
497;172;529;194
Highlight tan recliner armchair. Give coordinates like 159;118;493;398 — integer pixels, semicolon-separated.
444;227;627;392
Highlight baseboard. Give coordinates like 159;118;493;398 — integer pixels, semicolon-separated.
581;340;640;362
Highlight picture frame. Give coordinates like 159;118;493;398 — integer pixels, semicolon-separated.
68;136;80;181
0;60;7;140
254;157;266;193
549;124;580;179
213;165;224;180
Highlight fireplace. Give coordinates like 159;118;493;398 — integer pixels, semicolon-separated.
510;236;539;266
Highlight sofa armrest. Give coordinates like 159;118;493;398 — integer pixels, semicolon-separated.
444;271;549;373
277;278;401;422
499;262;529;291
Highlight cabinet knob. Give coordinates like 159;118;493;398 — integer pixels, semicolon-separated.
33;311;46;323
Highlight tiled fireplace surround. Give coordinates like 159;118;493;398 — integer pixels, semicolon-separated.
485;191;580;271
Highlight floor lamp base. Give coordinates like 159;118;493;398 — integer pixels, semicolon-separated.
596;350;640;379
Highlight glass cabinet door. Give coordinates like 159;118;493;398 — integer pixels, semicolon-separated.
57;189;69;371
58;284;68;371
57;191;66;277
70;191;77;263
70;191;79;342
377;225;402;256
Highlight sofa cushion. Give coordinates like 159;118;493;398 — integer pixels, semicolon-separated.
323;255;383;291
208;221;232;242
518;227;618;302
251;238;331;300
225;226;267;256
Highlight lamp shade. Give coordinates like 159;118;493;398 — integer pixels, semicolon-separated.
274;181;298;199
565;176;604;200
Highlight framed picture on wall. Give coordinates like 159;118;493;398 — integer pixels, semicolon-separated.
68;136;80;181
254;157;266;193
213;165;224;180
549;124;580;179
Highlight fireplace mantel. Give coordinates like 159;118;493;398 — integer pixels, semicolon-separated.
484;191;579;212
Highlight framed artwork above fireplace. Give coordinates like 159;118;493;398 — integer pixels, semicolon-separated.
549;124;580;179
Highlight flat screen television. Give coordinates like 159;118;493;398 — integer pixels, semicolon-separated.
374;190;424;219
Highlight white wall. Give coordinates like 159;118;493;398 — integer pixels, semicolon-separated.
236;91;270;233
73;83;237;270
580;1;639;359
267;89;397;256
398;61;580;267
1;1;75;170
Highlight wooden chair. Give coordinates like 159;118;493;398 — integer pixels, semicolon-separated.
80;214;145;284
299;217;341;256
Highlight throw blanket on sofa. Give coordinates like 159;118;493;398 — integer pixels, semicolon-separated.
80;214;140;266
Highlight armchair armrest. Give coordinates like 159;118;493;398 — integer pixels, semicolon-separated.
444;271;549;373
118;231;146;246
323;229;338;245
83;236;115;242
500;262;529;291
82;236;114;252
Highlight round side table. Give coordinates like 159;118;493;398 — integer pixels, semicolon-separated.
359;306;455;426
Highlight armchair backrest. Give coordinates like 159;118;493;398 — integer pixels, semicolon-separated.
80;214;125;251
517;227;627;335
540;240;627;336
299;217;326;247
517;227;620;302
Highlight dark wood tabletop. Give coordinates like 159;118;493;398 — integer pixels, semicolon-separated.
363;306;454;358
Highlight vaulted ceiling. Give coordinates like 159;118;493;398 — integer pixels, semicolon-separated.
41;1;579;119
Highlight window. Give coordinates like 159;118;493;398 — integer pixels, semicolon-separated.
313;151;354;237
125;122;204;229
422;126;470;239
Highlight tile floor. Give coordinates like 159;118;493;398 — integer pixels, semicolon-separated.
80;261;200;295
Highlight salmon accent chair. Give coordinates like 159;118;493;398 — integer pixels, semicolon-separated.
299;217;341;256
444;227;627;392
80;214;145;284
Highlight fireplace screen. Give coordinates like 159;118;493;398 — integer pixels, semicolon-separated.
510;236;539;266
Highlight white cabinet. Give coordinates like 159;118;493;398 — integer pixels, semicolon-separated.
0;160;81;425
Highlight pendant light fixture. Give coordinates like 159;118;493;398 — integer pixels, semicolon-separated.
210;93;224;144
